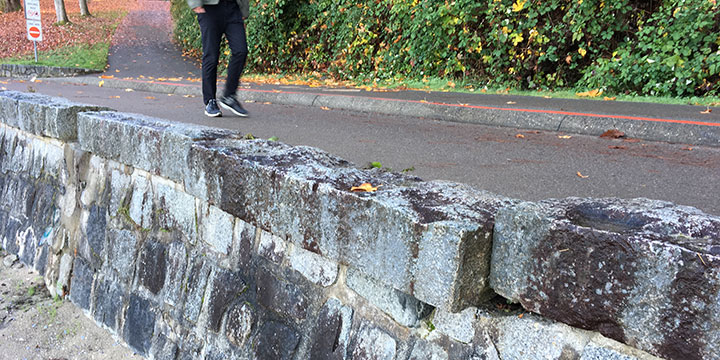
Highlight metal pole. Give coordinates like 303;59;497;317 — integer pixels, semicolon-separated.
34;41;38;63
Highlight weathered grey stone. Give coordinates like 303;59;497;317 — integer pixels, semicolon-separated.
128;174;152;229
155;179;198;244
479;310;589;360
433;306;478;344
581;335;661;360
225;302;254;348
0;90;108;141
109;168;132;216
187;140;513;309
254;321;300;360
77;111;240;184
350;323;397;360
107;229;138;285
69;257;94;310
256;269;308;320
183;258;212;323
123;294;156;356
490;198;720;360
347;268;432;327
230;219;255;270
56;253;73;297
310;298;354;360
3;254;18;267
409;339;449;360
138;239;167;295
205;269;246;332
149;334;178;360
163;241;187;307
83;204;107;270
201;203;234;255
257;230;286;264
93;277;124;330
289;244;339;287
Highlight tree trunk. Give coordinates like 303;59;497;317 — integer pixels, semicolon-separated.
1;0;22;12
78;0;90;17
54;0;70;23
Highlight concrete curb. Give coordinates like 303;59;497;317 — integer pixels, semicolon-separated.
1;64;101;78
48;76;720;147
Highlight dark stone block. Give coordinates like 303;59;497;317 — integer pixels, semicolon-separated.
254;321;300;360
69;257;94;310
93;278;124;330
257;269;308;320
123;294;156;356
30;182;56;228
19;227;35;267
183;258;212;323
310;299;354;360
150;334;178;360
34;242;49;275
138;239;167;295
3;217;21;255
207;269;246;332
85;204;107;270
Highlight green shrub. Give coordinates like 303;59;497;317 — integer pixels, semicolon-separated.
171;0;720;97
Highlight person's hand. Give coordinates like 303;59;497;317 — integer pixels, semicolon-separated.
193;6;205;13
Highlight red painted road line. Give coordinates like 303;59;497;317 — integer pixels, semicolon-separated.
92;79;720;128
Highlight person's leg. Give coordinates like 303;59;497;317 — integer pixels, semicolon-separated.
197;6;224;105
222;3;248;98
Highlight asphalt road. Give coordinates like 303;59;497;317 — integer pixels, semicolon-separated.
3;78;718;216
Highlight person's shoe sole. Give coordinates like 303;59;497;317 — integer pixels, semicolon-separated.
219;101;249;117
204;110;222;117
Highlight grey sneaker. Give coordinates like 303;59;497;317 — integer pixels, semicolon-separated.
219;95;249;117
205;99;222;117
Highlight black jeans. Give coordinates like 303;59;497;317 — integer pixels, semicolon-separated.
196;1;248;105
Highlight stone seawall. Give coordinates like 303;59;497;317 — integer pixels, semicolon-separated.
0;89;717;360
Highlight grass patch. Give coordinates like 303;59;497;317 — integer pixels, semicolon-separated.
1;42;110;70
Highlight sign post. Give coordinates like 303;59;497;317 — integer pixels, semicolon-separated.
24;0;42;62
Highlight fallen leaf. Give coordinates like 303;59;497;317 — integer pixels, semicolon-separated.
350;183;381;192
447;81;456;88
506;101;517;105
701;108;712;114
100;75;114;79
109;96;121;99
516;134;525;139
543;96;552;99
600;129;626;139
577;171;589;178
576;89;603;97
608;145;627;150
370;162;382;168
263;102;272;105
558;135;572;139
518;313;524;319
681;146;693;151
98;80;104;87
145;96;156;100
603;96;617;101
321;106;330;110
125;88;134;92
565;55;572;64
268;136;279;141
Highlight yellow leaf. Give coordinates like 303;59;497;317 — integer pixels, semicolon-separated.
576;89;603;97
603;96;617;101
558;135;572;139
100;75;114;79
506;101;517;105
701;107;712;114
578;48;587;57
577;171;589;178
512;0;527;12
350;183;381;192
109;96;121;99
321;106;330;110
447;81;456;88
516;134;525;139
145;96;156;100
98;80;104;87
124;88;134;92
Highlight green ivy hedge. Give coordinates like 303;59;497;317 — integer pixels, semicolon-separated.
171;0;720;97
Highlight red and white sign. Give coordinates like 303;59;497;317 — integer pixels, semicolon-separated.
24;0;43;41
